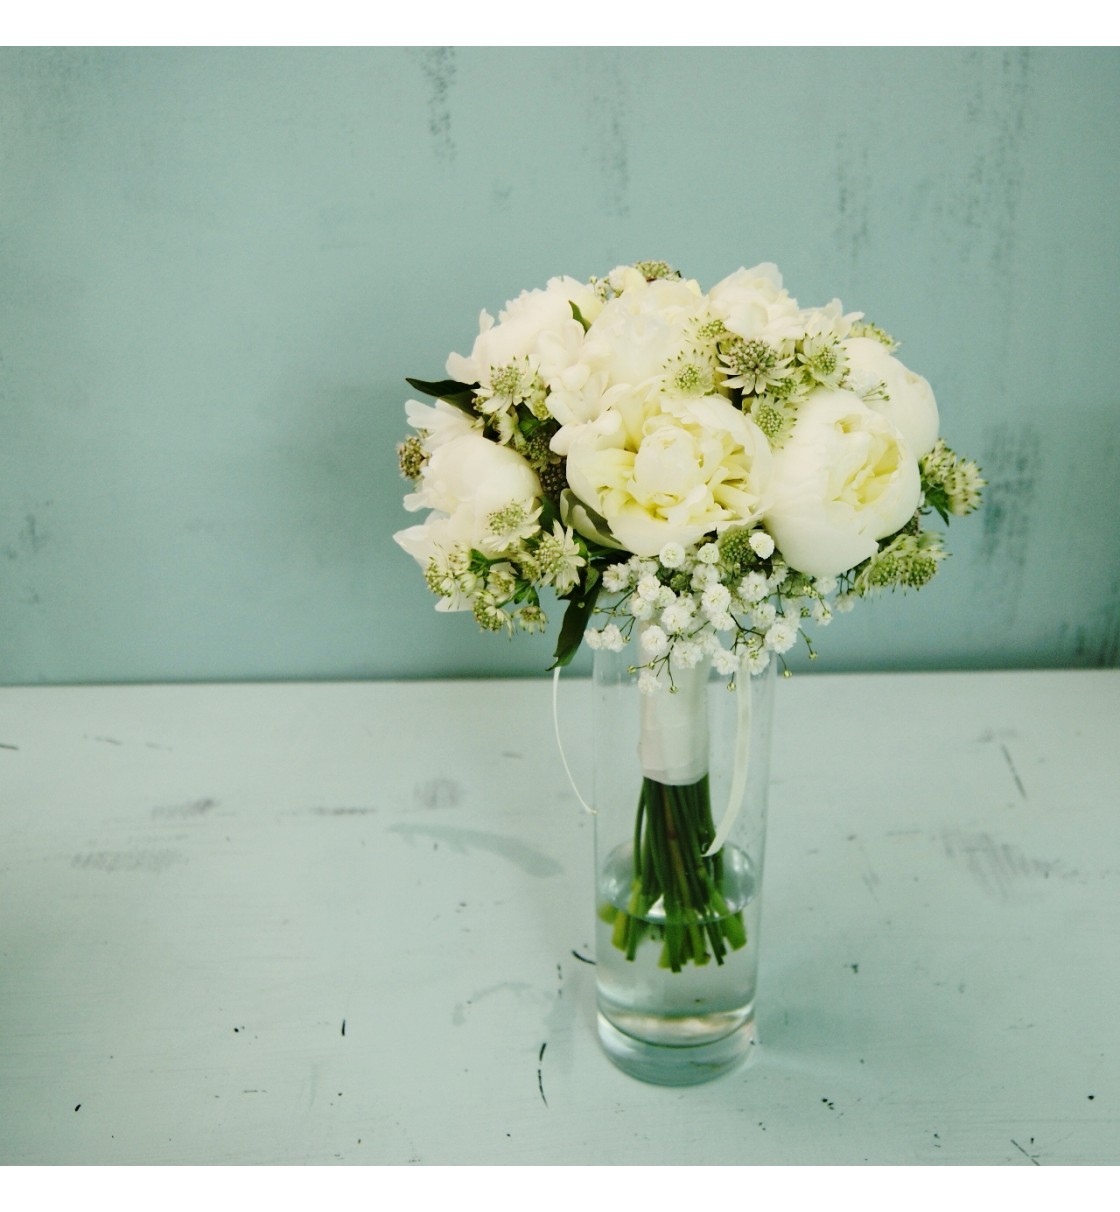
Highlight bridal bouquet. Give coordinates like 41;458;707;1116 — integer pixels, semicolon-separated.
394;260;982;971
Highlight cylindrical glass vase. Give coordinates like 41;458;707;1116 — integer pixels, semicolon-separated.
592;642;776;1086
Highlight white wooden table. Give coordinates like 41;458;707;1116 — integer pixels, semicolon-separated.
1;671;1117;1165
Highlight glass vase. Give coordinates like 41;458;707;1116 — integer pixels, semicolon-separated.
591;640;776;1086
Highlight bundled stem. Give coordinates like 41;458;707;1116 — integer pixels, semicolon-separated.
605;773;747;972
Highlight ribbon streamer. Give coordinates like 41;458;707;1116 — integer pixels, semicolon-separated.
552;666;595;815
704;672;752;857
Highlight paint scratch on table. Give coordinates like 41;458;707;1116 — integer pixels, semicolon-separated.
1011;1138;1040;1165
389;823;562;877
999;743;1027;800
538;1042;549;1107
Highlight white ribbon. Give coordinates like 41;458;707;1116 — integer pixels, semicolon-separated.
552;666;595;815
703;672;752;857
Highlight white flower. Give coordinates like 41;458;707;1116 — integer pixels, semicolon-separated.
749;530;775;559
764;388;921;578
402;432;540;523
404;397;476;451
744;647;772;675
445;276;599;393
751;601;777;628
834;593;856;614
637;573;663;601
601;563;632;593
600;623;626;651
739;571;769;603
709;611;736;632
661;599;695;633
843;336;940;457
701;583;732;616
584;628;605;650
690;563;720;590
395;434;541;609
811;600;833;625
638;668;663;694
696;543;721;565
641;624;670;656
629;595;655;620
765;619;799;653
659;541;686;569
814;575;838;596
712;646;740;676
670;640;703;669
564;386;772;556
533;522;586;594
546;277;708;450
708;263;804;345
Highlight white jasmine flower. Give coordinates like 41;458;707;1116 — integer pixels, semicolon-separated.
641;624;670;657
659;541;686;569
765;619;798;653
749;530;776;559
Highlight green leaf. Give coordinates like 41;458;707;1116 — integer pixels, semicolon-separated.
570;301;591;331
549;579;602;670
405;376;479;415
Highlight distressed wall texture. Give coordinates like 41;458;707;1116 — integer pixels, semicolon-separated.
1;47;1118;684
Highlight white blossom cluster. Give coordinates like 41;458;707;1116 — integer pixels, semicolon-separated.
393;260;983;671
584;528;848;689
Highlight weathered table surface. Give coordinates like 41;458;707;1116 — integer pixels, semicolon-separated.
1;670;1117;1165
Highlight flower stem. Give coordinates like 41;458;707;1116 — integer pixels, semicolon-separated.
611;772;748;971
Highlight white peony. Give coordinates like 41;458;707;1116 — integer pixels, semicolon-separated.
395;434;541;608
547;276;709;452
764;388;921;578
843;336;940;457
445;275;600;389
564;385;771;557
708;263;805;345
403;397;475;451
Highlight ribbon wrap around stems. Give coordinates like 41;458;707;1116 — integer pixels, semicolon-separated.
552;634;754;856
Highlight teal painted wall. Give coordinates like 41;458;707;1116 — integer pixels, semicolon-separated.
2;47;1118;685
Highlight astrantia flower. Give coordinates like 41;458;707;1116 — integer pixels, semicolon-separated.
533;522;586;594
